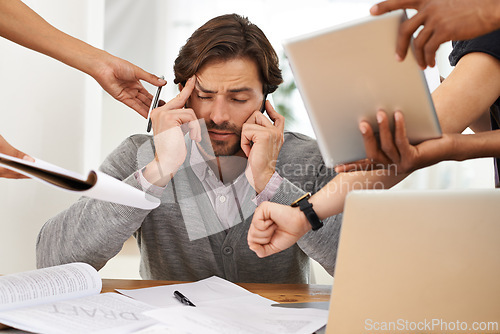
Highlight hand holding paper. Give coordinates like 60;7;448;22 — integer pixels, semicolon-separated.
0;135;33;179
0;153;160;210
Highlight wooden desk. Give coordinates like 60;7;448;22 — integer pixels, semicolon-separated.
102;279;331;303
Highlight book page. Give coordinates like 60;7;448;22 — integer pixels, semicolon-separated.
0;293;157;334
0;263;101;311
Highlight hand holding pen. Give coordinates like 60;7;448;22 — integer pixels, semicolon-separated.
141;76;201;187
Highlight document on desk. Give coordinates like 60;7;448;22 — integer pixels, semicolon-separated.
0;293;157;334
0;153;160;210
118;276;328;334
0;263;158;334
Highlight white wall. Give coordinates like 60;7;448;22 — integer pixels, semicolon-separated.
0;0;104;274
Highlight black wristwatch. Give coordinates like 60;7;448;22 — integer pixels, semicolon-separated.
291;192;324;231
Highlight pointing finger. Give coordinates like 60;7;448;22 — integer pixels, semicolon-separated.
166;76;195;110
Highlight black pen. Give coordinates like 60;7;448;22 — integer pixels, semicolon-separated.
146;76;164;133
174;290;196;307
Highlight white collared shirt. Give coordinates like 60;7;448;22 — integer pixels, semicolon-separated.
136;141;283;230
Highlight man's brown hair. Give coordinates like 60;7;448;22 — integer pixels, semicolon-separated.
173;14;283;94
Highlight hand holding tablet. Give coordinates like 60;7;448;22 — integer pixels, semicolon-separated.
283;10;441;167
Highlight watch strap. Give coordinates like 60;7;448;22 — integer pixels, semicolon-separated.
291;193;324;231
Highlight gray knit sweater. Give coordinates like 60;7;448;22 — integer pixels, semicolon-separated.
36;131;342;284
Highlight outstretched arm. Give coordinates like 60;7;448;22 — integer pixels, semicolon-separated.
0;0;166;117
336;111;500;174
335;51;500;174
248;170;405;258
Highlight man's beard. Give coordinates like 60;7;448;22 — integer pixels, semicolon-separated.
198;120;242;157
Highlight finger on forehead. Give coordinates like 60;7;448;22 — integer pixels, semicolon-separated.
177;75;196;104
166;76;196;109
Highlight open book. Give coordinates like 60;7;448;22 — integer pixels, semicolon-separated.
0;263;156;334
0;153;160;210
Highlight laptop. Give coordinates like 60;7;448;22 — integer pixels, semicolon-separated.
283;10;442;167
326;189;500;333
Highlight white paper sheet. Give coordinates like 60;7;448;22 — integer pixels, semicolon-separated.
144;304;328;334
83;171;160;210
0;153;160;210
117;276;270;308
118;276;327;334
0;293;157;334
131;324;191;334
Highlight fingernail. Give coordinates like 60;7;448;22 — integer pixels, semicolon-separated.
359;123;367;134
394;111;402;121
187;76;195;82
376;113;383;124
23;155;35;163
158;78;167;84
369;4;378;14
395;53;403;62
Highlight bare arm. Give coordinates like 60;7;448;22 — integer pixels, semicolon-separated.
335;51;500;174
337;111;500;174
0;0;166;117
248;52;500;257
248;171;406;257
434;52;500;133
0;0;167;178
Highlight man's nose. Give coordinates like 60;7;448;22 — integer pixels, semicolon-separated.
209;97;231;124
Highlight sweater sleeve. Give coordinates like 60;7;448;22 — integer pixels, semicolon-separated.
36;135;155;270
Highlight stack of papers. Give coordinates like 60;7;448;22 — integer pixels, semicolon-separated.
0;266;327;334
118;276;328;334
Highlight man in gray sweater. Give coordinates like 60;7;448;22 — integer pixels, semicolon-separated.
36;14;393;283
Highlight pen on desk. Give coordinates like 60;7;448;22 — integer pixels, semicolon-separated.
146;76;164;133
174;290;196;307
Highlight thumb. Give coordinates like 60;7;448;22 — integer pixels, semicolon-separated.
135;66;167;87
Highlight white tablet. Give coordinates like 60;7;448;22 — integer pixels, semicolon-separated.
283;10;442;167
